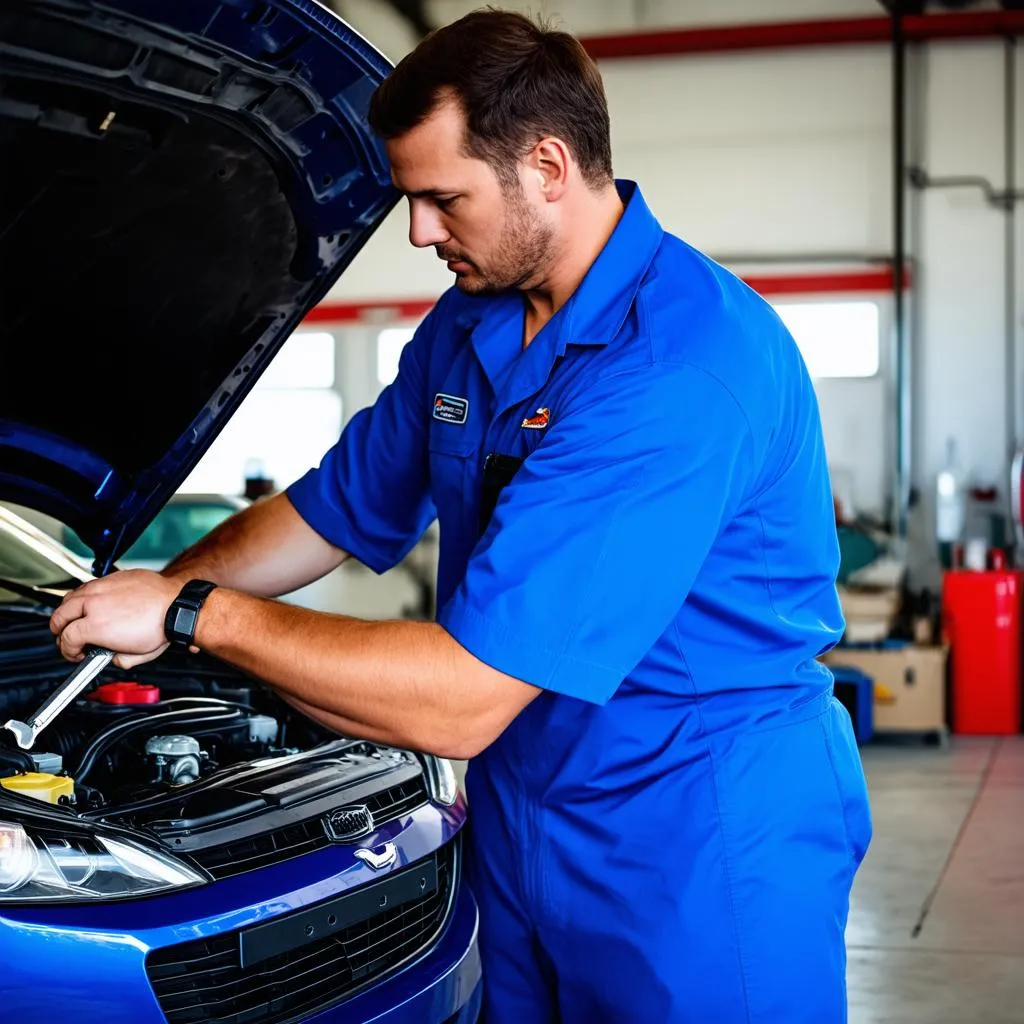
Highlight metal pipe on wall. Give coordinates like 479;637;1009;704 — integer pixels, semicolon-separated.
893;11;912;539
1006;36;1019;462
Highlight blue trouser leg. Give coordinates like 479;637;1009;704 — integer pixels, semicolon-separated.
468;697;872;1024
464;759;559;1024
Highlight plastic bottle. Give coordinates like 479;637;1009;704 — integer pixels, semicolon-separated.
936;438;965;568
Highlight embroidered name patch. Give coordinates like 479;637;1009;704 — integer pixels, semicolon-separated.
433;393;469;425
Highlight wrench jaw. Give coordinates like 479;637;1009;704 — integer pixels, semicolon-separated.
3;720;36;751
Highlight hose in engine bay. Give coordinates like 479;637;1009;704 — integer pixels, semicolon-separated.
0;746;34;774
73;698;252;784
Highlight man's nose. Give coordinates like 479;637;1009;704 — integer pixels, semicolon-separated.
408;200;449;249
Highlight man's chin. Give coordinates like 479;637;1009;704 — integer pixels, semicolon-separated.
453;274;489;295
453;272;504;296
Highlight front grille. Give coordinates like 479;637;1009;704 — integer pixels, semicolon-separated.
147;838;458;1024
190;776;429;880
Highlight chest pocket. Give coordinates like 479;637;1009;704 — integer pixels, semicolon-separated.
428;418;479;540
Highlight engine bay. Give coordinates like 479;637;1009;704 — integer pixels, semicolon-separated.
0;643;415;828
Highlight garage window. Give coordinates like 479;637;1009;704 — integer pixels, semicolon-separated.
377;327;416;387
772;301;881;378
183;331;342;494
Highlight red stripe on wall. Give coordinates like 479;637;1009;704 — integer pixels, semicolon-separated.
578;11;1024;60
303;298;437;324
303;268;909;325
741;269;909;297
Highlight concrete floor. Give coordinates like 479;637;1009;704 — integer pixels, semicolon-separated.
848;736;1024;1024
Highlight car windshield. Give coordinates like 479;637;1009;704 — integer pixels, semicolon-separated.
65;502;237;564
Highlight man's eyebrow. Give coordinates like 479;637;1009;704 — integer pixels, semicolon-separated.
398;187;460;199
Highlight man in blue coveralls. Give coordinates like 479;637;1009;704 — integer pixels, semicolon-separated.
52;10;872;1022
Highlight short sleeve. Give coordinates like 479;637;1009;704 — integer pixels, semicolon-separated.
286;305;443;574
437;361;756;704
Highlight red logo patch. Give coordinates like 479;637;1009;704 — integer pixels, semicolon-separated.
521;407;550;430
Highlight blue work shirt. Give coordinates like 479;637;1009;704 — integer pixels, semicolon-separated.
290;180;861;1022
288;180;844;734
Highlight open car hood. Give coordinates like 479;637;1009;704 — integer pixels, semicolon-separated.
0;0;397;572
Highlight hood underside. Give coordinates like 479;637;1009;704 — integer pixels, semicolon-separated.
0;0;397;571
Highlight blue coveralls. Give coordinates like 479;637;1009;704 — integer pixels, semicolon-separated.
288;181;873;1023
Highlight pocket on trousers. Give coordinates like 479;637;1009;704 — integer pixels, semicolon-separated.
820;697;873;867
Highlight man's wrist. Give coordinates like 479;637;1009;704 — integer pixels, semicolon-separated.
189;585;231;654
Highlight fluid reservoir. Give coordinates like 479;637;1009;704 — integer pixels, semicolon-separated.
0;772;75;805
247;715;278;745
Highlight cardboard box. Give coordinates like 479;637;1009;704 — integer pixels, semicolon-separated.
823;645;947;734
836;585;901;644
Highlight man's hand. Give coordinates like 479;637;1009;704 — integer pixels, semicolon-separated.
50;569;179;669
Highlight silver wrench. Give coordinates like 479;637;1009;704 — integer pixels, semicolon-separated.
3;647;115;750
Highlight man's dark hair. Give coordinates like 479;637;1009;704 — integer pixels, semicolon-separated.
368;8;613;189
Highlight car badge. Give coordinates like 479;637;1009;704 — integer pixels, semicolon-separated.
355;842;398;871
324;805;374;842
521;407;550;430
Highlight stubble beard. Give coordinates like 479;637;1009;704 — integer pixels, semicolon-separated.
452;185;554;296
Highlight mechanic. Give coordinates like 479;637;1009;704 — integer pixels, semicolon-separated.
51;10;872;1023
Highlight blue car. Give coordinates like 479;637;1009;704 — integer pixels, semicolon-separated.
0;2;481;1022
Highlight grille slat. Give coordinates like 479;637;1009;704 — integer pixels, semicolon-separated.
146;948;235;980
189;776;429;880
147;841;456;1024
160;943;346;1015
357;915;440;975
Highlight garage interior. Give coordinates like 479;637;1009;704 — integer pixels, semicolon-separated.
300;2;1024;1019
2;0;1024;1021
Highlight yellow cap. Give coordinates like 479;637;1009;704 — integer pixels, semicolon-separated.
0;772;74;805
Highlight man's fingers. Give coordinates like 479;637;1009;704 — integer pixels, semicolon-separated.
57;617;89;661
50;593;87;636
113;647;167;670
48;571;172;664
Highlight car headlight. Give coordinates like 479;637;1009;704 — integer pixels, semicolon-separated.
421;755;459;807
0;821;205;903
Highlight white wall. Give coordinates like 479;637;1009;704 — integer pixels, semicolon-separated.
318;3;1023;585
916;42;1021;544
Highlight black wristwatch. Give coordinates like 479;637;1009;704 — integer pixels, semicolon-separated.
164;579;218;651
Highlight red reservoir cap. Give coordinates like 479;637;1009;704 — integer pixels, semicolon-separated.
90;682;161;704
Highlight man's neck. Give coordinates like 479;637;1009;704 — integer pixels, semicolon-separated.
521;183;624;348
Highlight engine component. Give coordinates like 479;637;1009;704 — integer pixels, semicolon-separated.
90;682;161;705
0;746;34;775
246;714;278;745
146;735;204;786
0;772;75;805
74;702;247;784
28;751;63;775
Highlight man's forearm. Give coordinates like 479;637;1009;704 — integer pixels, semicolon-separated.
193;587;539;759
164;492;349;598
277;690;397;746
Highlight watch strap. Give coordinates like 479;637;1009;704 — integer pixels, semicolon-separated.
164;579;218;650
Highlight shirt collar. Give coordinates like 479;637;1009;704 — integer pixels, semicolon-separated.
552;179;664;350
455;180;664;410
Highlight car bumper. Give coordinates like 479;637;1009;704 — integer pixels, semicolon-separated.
303;881;481;1024
0;828;480;1024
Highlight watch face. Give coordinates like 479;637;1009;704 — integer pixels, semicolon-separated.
170;605;200;642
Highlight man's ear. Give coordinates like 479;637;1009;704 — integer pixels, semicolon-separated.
525;136;571;201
